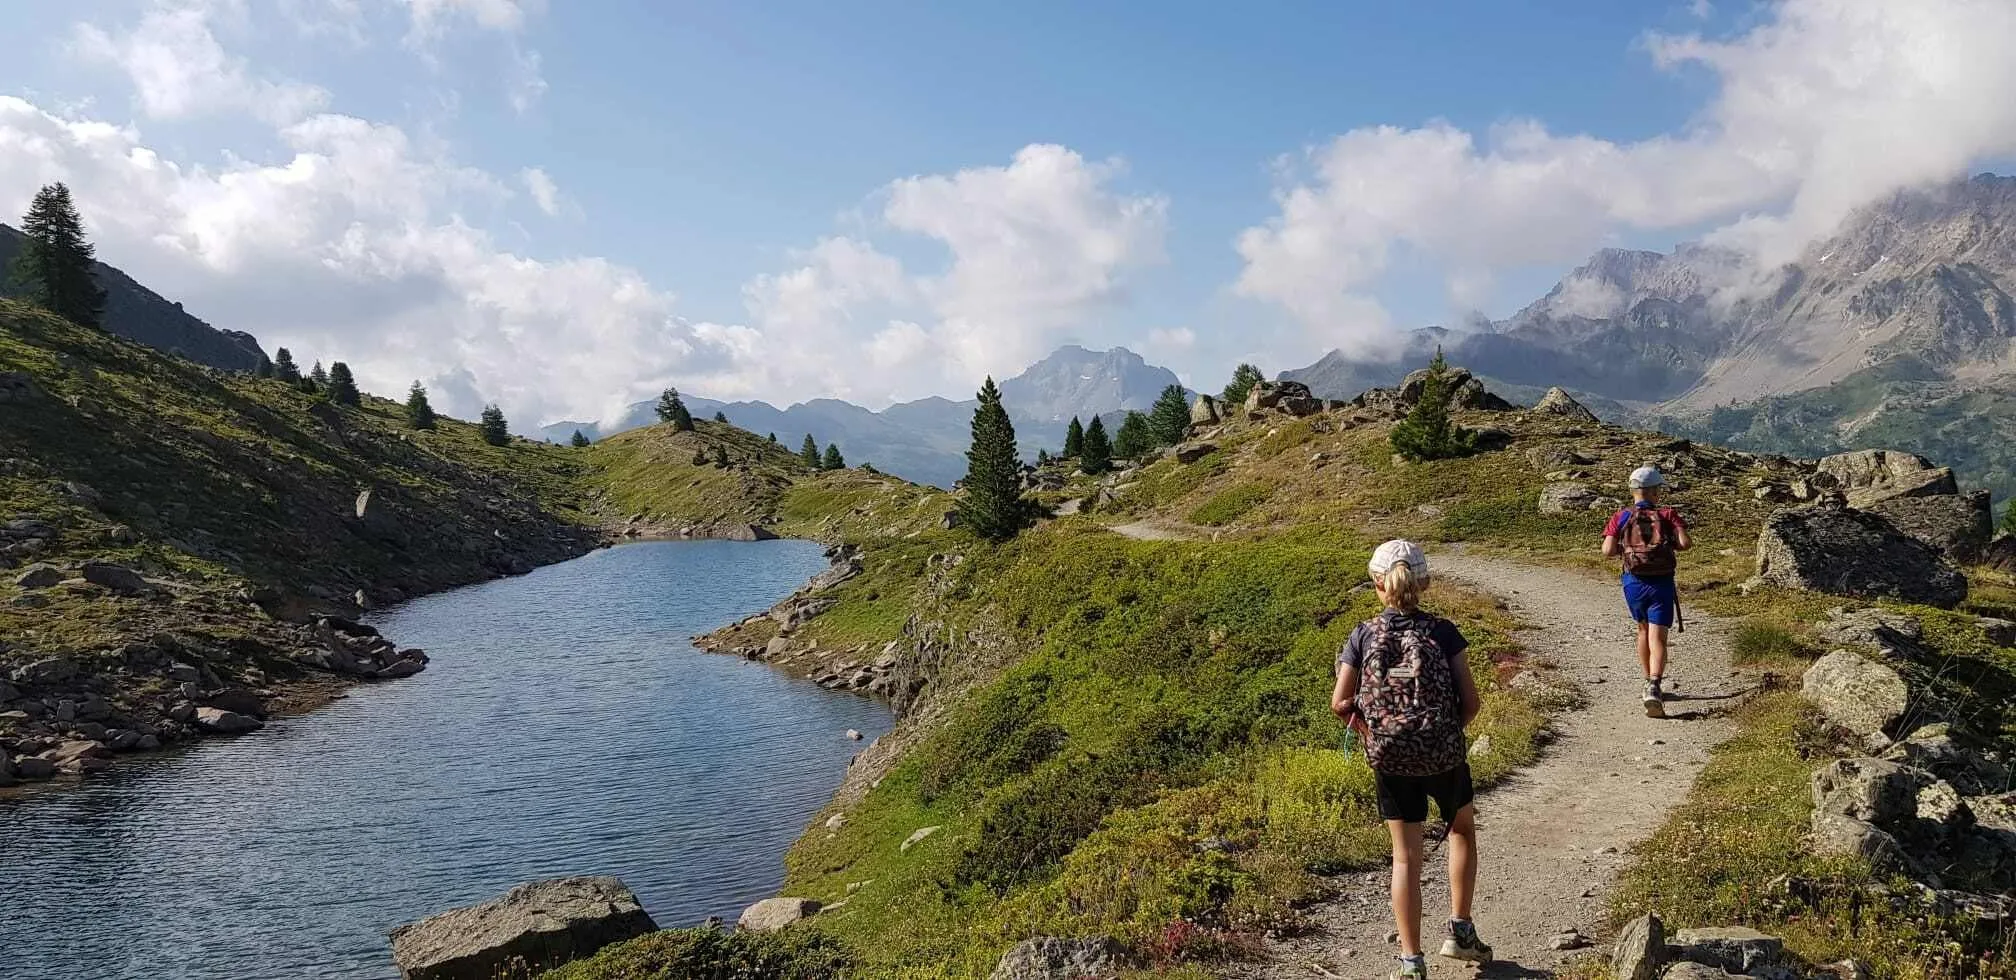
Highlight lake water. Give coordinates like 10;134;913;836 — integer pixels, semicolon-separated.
0;540;891;980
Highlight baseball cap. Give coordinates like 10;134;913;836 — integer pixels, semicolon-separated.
1629;466;1665;489
1369;539;1427;578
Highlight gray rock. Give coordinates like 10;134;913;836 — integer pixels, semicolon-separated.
10;657;80;688
193;707;262;734
1533;387;1600;423
1244;380;1312;411
1673;926;1783;973
1173;442;1218;464
1815;450;1958;508
1611;913;1666;980
1817;607;1923;654
1801;651;1910;736
1754;505;1967;608
1809;811;1906;869
390;876;658;980
80;561;151;595
1880;725;2012;797
13;755;55;780
13;564;63;589
0;752;13;786
736;896;820;932
1662;964;1737;980
1812;757;1931;823
1279;394;1324;416
717;523;778;542
1915;779;1972;829
1539;482;1600;514
901;825;941;852
1863;491;1994;562
1188;394;1221;426
990;936;1130;980
203;688;266;719
1977;617;2016;648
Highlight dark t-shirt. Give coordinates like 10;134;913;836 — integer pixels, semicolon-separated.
1337;609;1468;673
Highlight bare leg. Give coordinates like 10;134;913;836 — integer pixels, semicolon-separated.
1446;804;1478;921
1648;623;1669;681
1388;820;1425;956
1636;621;1652;679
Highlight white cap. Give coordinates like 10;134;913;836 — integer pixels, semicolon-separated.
1369;539;1427;579
1629;466;1665;489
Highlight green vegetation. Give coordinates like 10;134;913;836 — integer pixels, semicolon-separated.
1082;415;1112;474
1113;410;1152;460
1188;483;1273;527
656;388;694;431
1064;416;1085;459
570;430;590;448
543;927;848;980
327;362;361;406
405;381;436;430
1389;349;1477;462
274;347;302;384
7;183;105;330
1222;363;1264;406
1149;383;1191;446
801;433;820;467
822;443;844;471
713;410;729;424
956;377;1032;543
480;404;510;446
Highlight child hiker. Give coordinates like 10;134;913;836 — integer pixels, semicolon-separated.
1601;466;1693;718
1332;540;1490;980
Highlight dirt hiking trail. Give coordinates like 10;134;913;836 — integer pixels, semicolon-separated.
1233;551;1746;980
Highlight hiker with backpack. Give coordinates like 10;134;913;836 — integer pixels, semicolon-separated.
1332;540;1491;980
1602;466;1693;718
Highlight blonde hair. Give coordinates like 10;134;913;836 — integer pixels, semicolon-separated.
1376;560;1427;611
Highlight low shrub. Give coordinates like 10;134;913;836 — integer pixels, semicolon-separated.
541;927;850;980
1188;483;1273;526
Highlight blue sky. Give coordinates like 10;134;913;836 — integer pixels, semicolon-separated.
5;1;2015;425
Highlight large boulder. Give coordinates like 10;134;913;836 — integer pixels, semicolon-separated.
1984;535;2016;574
1538;482;1601;514
390;877;658;980
1754;505;1967;608
13;564;63;589
1611;913;1667;980
1863;491;1994;562
736;897;820;933
1187;394;1221;427
193;707;263;734
718;524;778;542
1816;450;1958;508
1810;811;1907;869
1802;651;1910;736
1812;758;1930;824
80;561;151;595
990;936;1131;980
1172;442;1218;464
1532;386;1600;424
1244;380;1312;412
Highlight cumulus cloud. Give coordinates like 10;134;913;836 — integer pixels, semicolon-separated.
74;1;330;124
1235;0;2016;348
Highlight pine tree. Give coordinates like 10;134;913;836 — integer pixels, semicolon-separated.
1389;347;1477;462
714;445;732;467
956;377;1032;542
1222;363;1265;406
327;362;360;406
310;361;329;387
713;410;729;424
1148;384;1190;447
273;348;302;384
9;183;106;329
656;388;694;431
405;382;436;430
1037;448;1052;466
822;443;844;470
479;405;510;446
801;434;820;467
1114;410;1153;459
768;433;778;444
1063;416;1085;458
2003;503;2016;537
1081;415;1113;474
570;430;590;447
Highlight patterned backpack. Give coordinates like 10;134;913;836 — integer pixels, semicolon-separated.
1353;614;1467;777
1619;507;1678;577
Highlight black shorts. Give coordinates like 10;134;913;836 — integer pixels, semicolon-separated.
1374;762;1476;823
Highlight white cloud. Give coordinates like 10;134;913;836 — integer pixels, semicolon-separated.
1689;0;1714;19
399;0;539;40
1146;327;1196;354
1235;0;2016;348
74;1;329;124
519;166;561;216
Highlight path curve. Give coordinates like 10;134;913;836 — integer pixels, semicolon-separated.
1236;552;1743;980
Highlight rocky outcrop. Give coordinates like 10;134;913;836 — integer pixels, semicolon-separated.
192;706;262;734
389;877;658;980
301;616;430;679
1753;504;1967;608
1188;394;1221;427
1611;913;1666;980
1670;927;1784;974
736;897;820;933
80;561;151;595
1815;450;1958;508
1802;651;1910;736
1533;386;1601;423
1538;482;1600;514
1862;490;1994;562
717;523;778;542
1243;380;1312;412
990;936;1131;980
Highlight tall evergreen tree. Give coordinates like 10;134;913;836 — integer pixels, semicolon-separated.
273;348;302;384
405;381;436;430
1148;384;1191;447
1222;363;1265;405
656;388;694;431
1037;448;1052;466
713;445;732;467
327;362;361;406
800;434;820;467
822;443;845;470
9;183;106;329
768;433;778;444
479;404;510;446
1081;415;1113;474
1114;410;1153;459
570;430;590;447
1389;347;1477;462
310;361;329;387
956;377;1031;542
713;410;729;423
1063;416;1085;458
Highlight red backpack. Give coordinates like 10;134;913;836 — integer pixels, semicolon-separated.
1619;507;1678;577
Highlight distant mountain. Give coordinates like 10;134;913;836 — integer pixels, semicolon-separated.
0;223;267;372
542;345;1188;488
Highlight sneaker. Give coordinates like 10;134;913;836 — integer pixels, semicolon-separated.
1391;955;1430;979
1439;919;1493;963
1642;680;1665;719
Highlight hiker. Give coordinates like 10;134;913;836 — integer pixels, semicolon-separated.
1601;465;1693;718
1332;540;1491;980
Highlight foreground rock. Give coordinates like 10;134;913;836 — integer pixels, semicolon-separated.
389;877;657;980
990;936;1131;980
737;897;820;933
80;561;151;595
1532;386;1600;423
1862;491;1994;562
1753;504;1967;608
1801;651;1909;736
192;707;263;734
1611;913;1666;980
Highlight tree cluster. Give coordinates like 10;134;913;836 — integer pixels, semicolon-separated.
1389;348;1477;462
657;388;695;432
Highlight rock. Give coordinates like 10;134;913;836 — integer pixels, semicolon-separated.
736;897;820;933
80;561;151;595
1547;929;1589;950
13;564;62;589
43;739;111;774
1244;380;1311;411
1816;450;1958;508
1812;757;1931;823
1662;964;1738;980
1863;491;1994;562
1809;811;1906;869
1754;505;1967;608
1173;442;1218;464
1279;394;1324;416
13;755;55;780
389;876;658;980
352;488;410;548
1188;394;1221;426
1611;913;1667;980
1881;725;2012;796
1469;735;1493;758
1533;387;1600;423
10;656;80;688
1915;779;1971;829
1802;651;1911;736
717;523;778;542
1984;534;2016;574
845;728;863;741
900;825;941;852
1978;617;2016;648
824;813;846;831
1817;607;1923;654
764;637;793;659
0;753;13;787
203;688;267;719
193;707;262;734
990;936;1130;980
1539;482;1600;514
940;511;962;530
1673;926;1784;973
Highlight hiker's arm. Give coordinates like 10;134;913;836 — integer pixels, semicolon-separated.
1673;518;1693;551
1601;533;1619;557
1452;657;1482;726
1330;664;1360;720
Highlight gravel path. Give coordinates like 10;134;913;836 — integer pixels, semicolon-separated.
1234;552;1746;980
1108;520;1203;541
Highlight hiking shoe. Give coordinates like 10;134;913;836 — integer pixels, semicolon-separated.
1391;955;1430;979
1439;919;1492;963
1642;680;1665;718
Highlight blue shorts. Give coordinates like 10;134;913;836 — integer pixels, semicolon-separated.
1622;574;1678;627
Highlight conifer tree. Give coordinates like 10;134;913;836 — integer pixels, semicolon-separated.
1114;410;1153;459
655;388;694;431
1081;415;1113;474
713;410;728;423
9;183;106;329
768;433;778;444
714;445;732;467
570;430;590;447
1063;416;1085;458
479;404;510;446
310;361;329;387
1037;448;1052;466
405;381;436;430
1389;347;1477;462
955;377;1031;542
822;443;844;470
1222;363;1265;405
801;434;820;467
1148;384;1190;447
273;348;302;384
327;362;361;406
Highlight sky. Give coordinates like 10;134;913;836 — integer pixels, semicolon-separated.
4;0;2016;428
